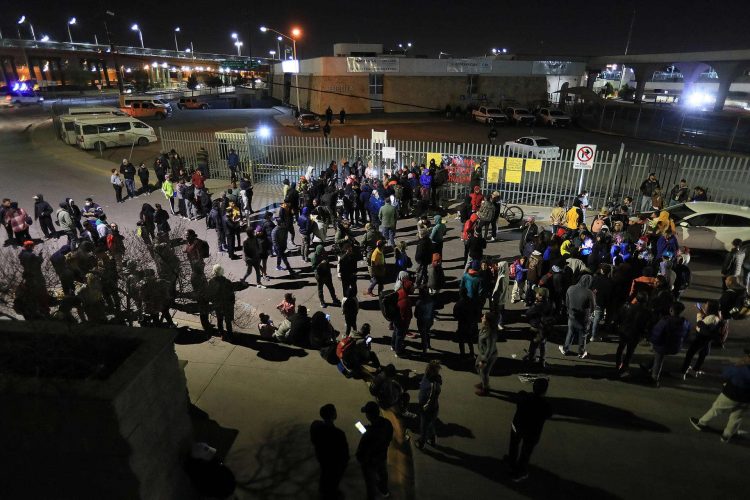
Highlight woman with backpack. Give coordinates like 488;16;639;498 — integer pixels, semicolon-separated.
682;300;724;379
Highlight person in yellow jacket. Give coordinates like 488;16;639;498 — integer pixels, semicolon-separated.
161;176;175;214
565;200;583;231
366;240;386;296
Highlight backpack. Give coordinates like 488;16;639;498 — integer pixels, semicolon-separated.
207;208;218;229
379;289;399;321
509;259;520;279
336;336;357;360
198;239;210;259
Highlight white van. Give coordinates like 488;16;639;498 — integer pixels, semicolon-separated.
60;107;127;144
75;116;158;151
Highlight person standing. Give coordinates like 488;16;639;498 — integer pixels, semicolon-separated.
111;169;124;203
33;194;55;239
378;198;397;248
240;229;266;288
207;264;236;342
366;240;386;297
647;301;690;387
161;176;176;214
669;178;690;206
312;245;340;308
356;401;393;500
55;202;78;249
339;108;346;124
475;312;499;396
325;106;334;124
639;172;661;212
415;360;442;449
310;404;349;500
506;378;553;482
682;300;723;379
414;288;435;354
121;159;137;199
560;274;595;359
690;345;750;443
721;239;745;291
549;199;566;235
323;122;332;143
227;148;240;182
137;162;150;194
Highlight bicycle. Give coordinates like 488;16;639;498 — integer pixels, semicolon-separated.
499;200;524;226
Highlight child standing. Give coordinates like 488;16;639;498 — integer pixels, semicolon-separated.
512;256;528;303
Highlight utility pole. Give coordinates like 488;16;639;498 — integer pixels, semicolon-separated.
619;7;636;91
104;11;124;94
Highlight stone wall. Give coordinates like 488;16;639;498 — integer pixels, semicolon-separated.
0;323;194;500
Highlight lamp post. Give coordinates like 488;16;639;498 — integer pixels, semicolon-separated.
277;36;282;59
67;17;76;43
18;16;36;41
131;24;143;48
269;50;276;60
260;26;301;113
174;27;180;52
398;42;412;54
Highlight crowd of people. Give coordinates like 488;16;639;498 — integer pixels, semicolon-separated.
3;150;749;495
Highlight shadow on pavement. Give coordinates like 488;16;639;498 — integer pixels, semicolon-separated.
490;389;670;433
233;423;319;499
189;403;240;460
232;333;309;361
174;327;211;345
421;443;623;499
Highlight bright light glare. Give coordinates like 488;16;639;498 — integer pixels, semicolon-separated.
685;91;715;108
291;28;301;37
131;24;139;31
69;18;76;25
18;16;26;24
231;32;238;40
40;35;50;42
258;126;271;138
175;27;180;32
260;26;268;32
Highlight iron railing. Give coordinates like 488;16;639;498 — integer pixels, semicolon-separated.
159;131;750;209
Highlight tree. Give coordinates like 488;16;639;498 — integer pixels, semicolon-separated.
65;64;93;91
186;74;198;90
231;76;245;87
619;84;635;101
131;69;150;93
205;76;223;88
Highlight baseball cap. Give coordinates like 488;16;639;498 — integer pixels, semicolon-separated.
361;401;380;415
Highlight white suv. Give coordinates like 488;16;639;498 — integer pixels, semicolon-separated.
505;107;535;126
537;107;571;127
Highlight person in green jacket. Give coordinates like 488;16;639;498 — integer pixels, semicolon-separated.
161;176;175;214
378;198;397;247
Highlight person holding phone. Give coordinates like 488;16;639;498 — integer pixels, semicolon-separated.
356;401;393;500
310;404;349;500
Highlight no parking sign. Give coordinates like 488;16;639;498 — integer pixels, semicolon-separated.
573;144;596;170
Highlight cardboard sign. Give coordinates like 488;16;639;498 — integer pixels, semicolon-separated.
487;156;505;182
504;157;523;183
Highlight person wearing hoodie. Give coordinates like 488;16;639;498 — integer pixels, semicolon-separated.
646;301;690;386
33;194;55;239
312;244;340;308
55;202;78;249
414;232;433;291
393;270;414;356
461;260;484;302
427;253;445;296
429;215;447;255
297;206;312;263
560;274;595;359
469;186;484;213
475;312;499;396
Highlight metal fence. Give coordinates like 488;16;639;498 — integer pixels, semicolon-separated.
160;130;750;209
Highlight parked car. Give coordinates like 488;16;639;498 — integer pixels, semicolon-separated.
297;113;321;131
663;202;750;252
537;107;571;127
505;107;536;126
177;97;209;110
472;106;508;124
3;86;44;107
503;136;560;159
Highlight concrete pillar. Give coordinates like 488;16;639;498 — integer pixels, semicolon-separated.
711;61;745;112
629;63;660;104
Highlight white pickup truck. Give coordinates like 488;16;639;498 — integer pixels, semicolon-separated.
472;106;508;124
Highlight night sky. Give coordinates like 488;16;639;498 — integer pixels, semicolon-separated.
4;0;750;59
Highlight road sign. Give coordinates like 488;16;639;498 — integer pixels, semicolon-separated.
573;144;596;170
382;146;396;160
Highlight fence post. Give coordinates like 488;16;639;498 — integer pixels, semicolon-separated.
727;116;740;152
244;127;255;185
604;142;625;204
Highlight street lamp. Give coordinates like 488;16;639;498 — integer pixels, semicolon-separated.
260;25;302;113
234;41;243;56
67;17;76;43
18;15;36;41
269;50;276;59
130;24;143;48
174;27;180;52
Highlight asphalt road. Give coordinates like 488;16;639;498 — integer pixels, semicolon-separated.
1;104;749;499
